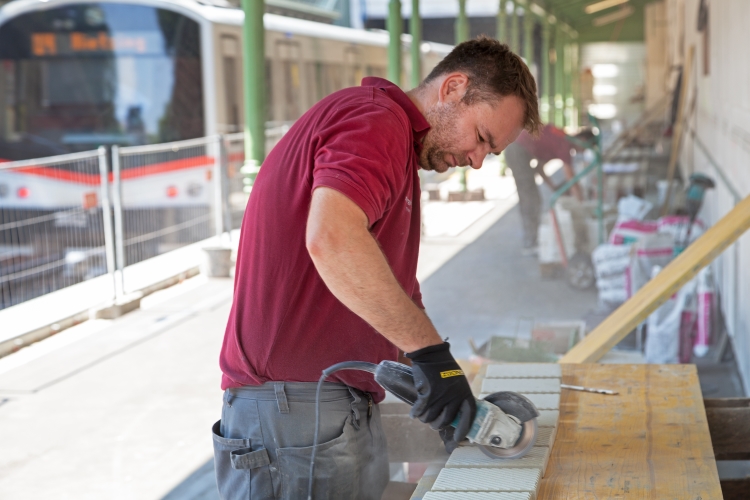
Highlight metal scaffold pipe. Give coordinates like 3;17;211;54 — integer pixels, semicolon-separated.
510;2;519;52
410;0;421;89
523;5;532;66
541;19;551;123
496;0;507;43
388;0;402;86
554;23;564;128
456;0;469;44
241;0;265;186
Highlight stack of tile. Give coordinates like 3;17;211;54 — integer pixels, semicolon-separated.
413;363;562;500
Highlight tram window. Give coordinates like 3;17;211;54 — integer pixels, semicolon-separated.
0;3;204;161
221;36;240;133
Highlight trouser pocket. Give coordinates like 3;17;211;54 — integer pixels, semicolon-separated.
212;420;274;500
276;417;359;500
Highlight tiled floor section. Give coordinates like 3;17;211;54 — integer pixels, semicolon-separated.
411;363;561;499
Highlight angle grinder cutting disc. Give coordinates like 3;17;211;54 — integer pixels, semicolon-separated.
476;391;540;459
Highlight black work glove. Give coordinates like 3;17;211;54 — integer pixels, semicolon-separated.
406;342;477;445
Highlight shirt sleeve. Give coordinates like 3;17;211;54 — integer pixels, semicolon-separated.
312;102;410;226
411;280;424;309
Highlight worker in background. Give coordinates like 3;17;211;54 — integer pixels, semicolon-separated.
214;37;540;500
504;124;588;253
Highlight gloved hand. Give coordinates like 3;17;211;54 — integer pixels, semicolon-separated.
406;342;477;444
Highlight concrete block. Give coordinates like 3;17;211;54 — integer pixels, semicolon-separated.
485;363;561;379
447;445;548;470
423;493;533;500
479;393;560;410
432;468;540;493
536;410;559;428
94;292;143;320
481;378;560;394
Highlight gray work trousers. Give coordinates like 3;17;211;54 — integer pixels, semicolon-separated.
212;382;389;500
504;142;542;248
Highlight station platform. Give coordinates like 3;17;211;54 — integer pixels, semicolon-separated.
0;167;624;499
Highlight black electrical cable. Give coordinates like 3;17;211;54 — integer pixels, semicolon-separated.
306;361;378;500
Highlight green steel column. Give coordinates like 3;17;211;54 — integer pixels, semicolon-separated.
241;0;265;183
497;0;507;42
456;0;469;44
510;2;519;52
388;0;402;86
554;24;564;128
523;5;533;65
564;40;574;128
410;0;421;89
541;19;551;123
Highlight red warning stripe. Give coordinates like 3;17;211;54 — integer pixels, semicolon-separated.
2;155;215;185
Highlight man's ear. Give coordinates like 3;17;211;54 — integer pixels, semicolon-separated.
438;72;470;104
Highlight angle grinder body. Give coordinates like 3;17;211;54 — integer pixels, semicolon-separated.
373;360;540;459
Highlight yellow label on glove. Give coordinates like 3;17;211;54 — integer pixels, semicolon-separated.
439;369;464;378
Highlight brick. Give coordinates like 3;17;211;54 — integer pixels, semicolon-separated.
432;468;540;492
422;492;533;500
485;363;561;379
447;445;549;470
481;378;560;394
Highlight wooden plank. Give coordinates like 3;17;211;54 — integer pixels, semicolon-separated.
537;364;722;499
704;398;750;460
560;193;750;363
661;45;694;216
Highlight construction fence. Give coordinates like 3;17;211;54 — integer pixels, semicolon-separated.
0;135;250;311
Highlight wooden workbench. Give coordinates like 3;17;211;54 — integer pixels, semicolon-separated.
539;364;722;499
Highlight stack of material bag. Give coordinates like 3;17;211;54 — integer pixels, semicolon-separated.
590;195;715;362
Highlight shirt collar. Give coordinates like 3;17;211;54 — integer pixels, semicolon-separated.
361;77;431;142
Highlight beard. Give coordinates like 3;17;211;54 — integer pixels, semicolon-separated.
419;102;468;173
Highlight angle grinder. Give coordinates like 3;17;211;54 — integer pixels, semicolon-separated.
319;360;540;459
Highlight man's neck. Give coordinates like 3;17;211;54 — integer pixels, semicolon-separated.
406;85;434;120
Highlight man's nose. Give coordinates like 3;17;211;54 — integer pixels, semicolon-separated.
468;148;486;170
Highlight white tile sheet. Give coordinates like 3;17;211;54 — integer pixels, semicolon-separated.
447;445;549;470
485;363;562;379
423;492;533;500
432;468;541;492
481;378;561;394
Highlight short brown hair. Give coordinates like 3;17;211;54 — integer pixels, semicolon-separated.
423;36;541;135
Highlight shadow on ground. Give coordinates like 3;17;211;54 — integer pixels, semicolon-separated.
161;458;217;500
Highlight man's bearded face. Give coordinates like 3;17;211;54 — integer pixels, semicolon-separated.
419;102;470;173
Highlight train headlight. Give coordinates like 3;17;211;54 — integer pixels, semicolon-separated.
17;187;29;198
166;185;178;198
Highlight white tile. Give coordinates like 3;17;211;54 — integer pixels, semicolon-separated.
536;410;559;428
533;426;557;449
447;445;548;470
479;393;560;410
423;492;533;500
481;378;560;394
432;468;541;492
485;363;561;379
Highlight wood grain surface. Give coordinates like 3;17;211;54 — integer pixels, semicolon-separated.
538;364;722;499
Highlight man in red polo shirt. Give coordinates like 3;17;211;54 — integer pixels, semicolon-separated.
213;37;540;500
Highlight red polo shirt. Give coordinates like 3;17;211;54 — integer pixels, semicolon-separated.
219;77;429;402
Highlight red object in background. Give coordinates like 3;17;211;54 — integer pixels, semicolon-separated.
166;185;178;198
82;192;98;209
17;187;29;198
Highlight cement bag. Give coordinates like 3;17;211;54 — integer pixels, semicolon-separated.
608;219;658;245
657;215;705;245
592;244;631;278
625;233;675;297
694;266;715;357
645;268;696;364
617;195;653;222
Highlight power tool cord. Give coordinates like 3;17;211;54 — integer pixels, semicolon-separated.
307;361;378;500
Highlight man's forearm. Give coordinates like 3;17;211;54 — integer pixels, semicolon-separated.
306;187;443;353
